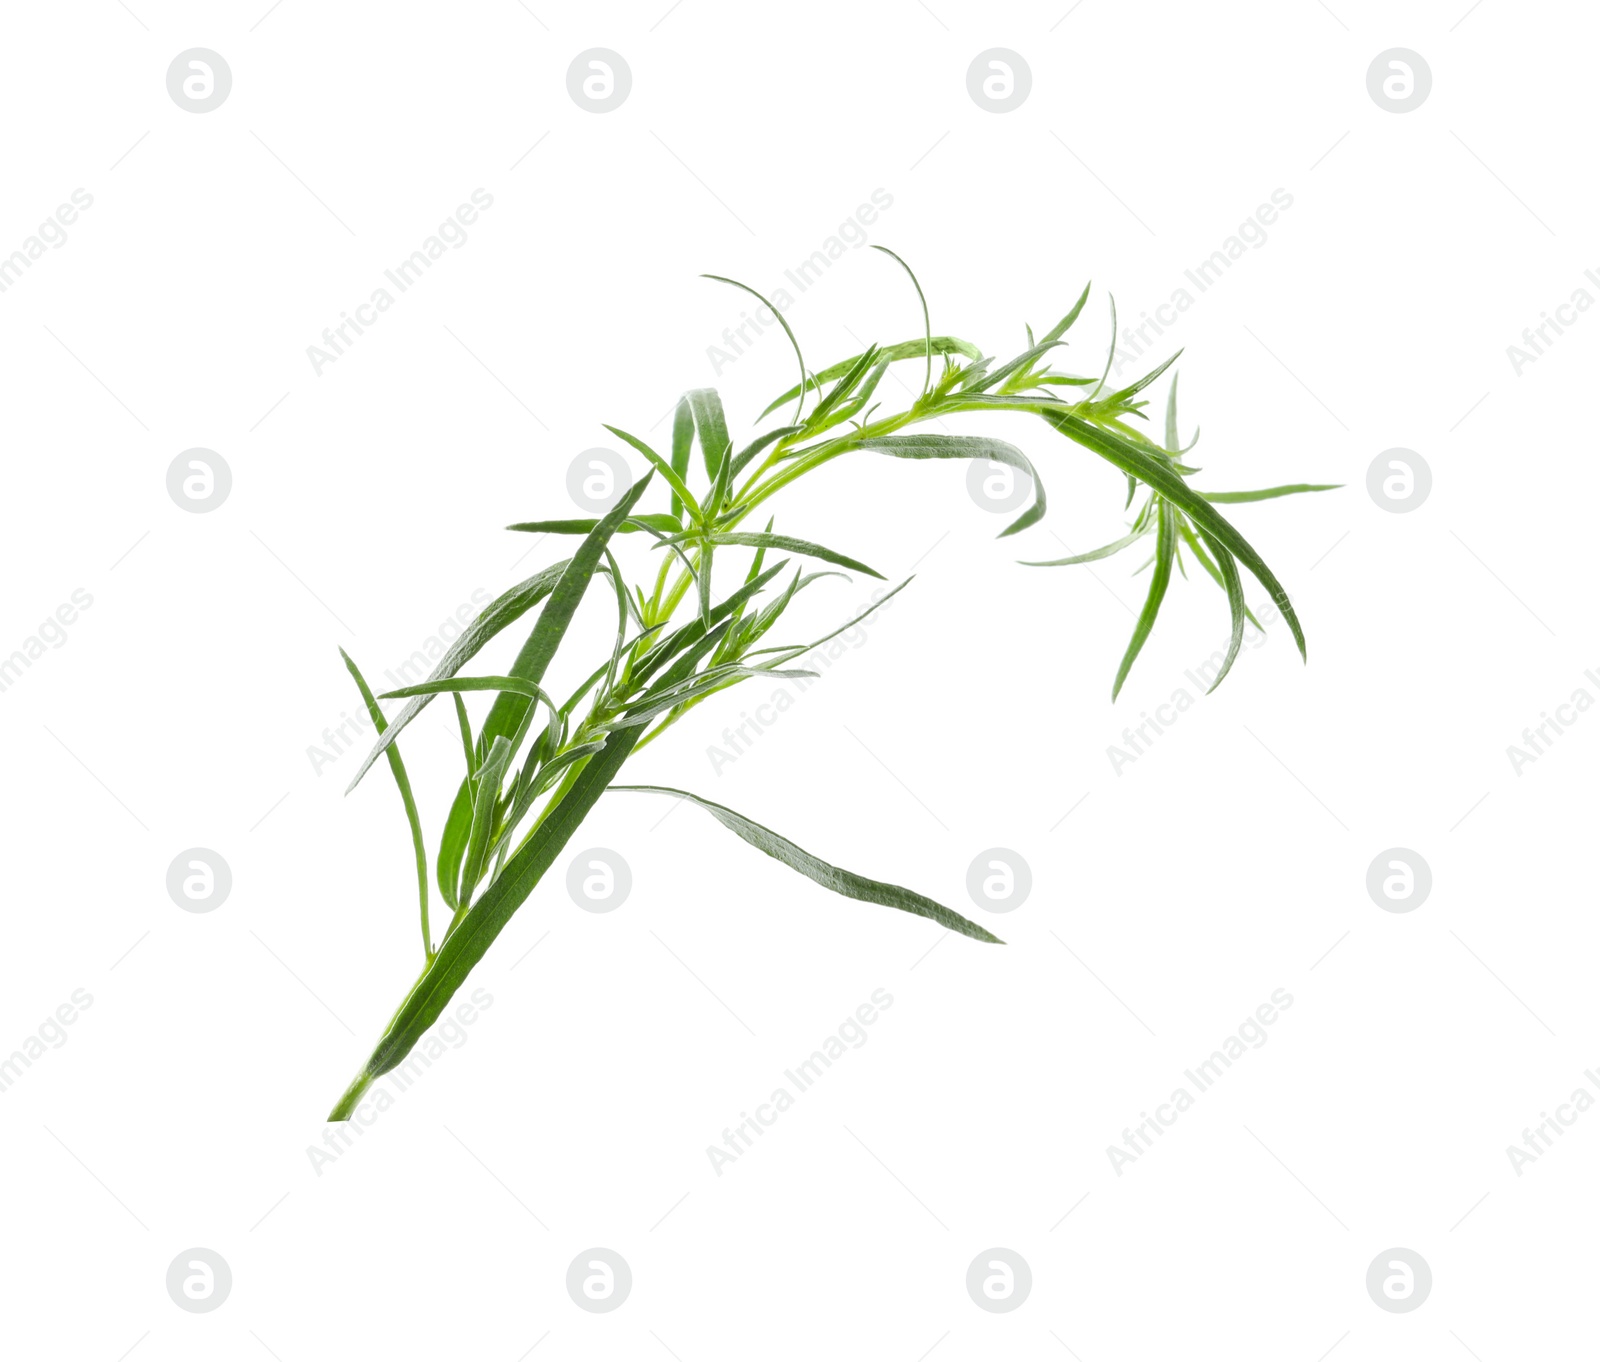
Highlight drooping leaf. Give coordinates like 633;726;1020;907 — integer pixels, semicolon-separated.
1195;527;1246;694
341;649;431;957
610;786;1002;943
870;246;933;395
1111;499;1177;700
1176;518;1262;631
857;432;1046;538
702;275;809;426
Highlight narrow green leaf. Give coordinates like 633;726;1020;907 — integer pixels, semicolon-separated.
752;576;914;661
1111;499;1177;700
1091;293;1117;397
1020;524;1152;567
603;425;699;519
745;519;774;583
451;693;475;780
642;620;733;704
341;649;431;959
506;514;682;535
459;735;511;905
1102;350;1182;409
1201;484;1342;503
870;246;932;395
1039;281;1092;345
852;359;891;412
380;675;558;706
735;565;803;654
670;396;693;520
954;356;992;390
696;541;714;627
1175;519;1258;627
706;437;736;518
665;530;884;580
938;391;1066;412
610;786;1002;943
702;275;808;426
521;740;606;804
601;546;630;698
857;433;1046;538
436;782;472;912
1195;528;1246;694
730;425;803;480
687;388;732;484
493;722;557;857
714;519;776;665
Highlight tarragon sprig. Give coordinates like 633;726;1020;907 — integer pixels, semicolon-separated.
325;257;1334;1119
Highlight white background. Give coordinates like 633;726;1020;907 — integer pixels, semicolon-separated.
0;1;1592;1357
